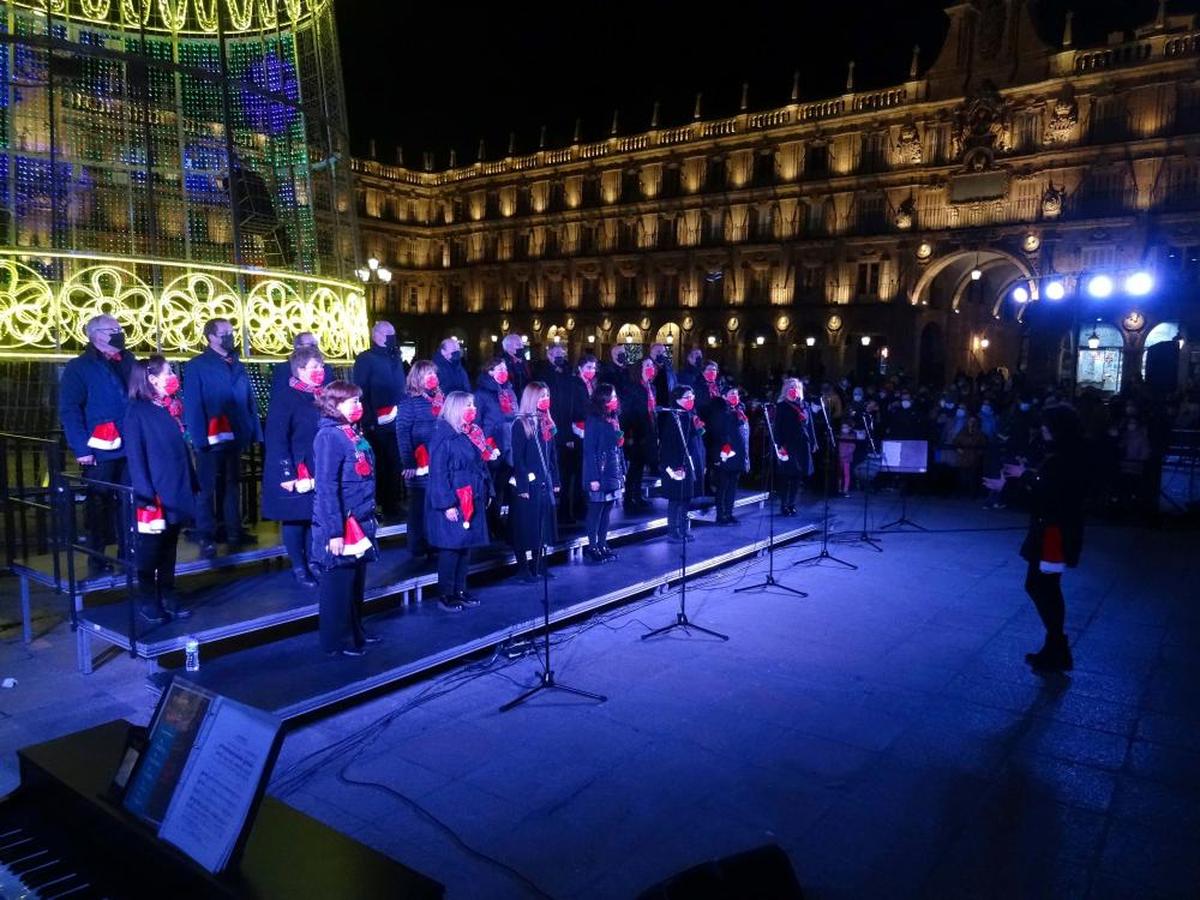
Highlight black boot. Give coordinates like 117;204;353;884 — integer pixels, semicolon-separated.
292;566;318;588
162;591;192;620
1026;634;1072;671
583;545;605;564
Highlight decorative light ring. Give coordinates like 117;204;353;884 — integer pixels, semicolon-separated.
225;0;254;31
159;271;241;353
120;0;152;27
157;0;188;30
0;260;57;350
79;0;112;17
245;278;303;357
256;0;278;30
10;0;322;35
59;265;155;349
281;0;302;21
193;0;219;30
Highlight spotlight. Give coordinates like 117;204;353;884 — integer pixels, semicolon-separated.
1124;271;1154;296
970;267;983;281
980;338;990;349
860;335;872;346
1044;280;1066;301
1011;285;1030;303
1087;274;1114;298
805;335;816;347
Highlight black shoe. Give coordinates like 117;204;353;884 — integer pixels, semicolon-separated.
438;596;464;612
292;567;318;588
164;599;192;619
1027;634;1072;671
362;633;383;645
327;647;367;658
227;531;258;549
200;541;217;560
138;606;171;625
583;546;606;564
600;546;618;562
456;591;481;608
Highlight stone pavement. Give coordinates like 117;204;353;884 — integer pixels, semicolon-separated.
1;494;1197;898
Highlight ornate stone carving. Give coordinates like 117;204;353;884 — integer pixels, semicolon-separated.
1042;182;1065;218
896;122;923;164
894;197;916;230
951;80;1010;168
1044;86;1078;145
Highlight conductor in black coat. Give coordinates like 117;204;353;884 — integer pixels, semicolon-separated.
124;357;197;623
772;378;814;516
395;360;443;559
311;382;380;658
352;321;407;520
511;382;561;583
263;347;325;587
657;385;699;543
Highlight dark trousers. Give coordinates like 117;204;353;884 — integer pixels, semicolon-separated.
135;522;180;608
83;458;128;561
437;547;470;597
281;522;312;574
625;452;645;505
319;561;366;652
367;428;402;516
1025;560;1065;637
715;469;738;520
586;499;614;547
667;498;690;536
195;447;241;542
487;462;511;539
557;442;582;522
406;481;428;557
778;475;800;510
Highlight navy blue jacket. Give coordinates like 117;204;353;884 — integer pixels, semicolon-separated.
182;349;262;451
583;412;627;496
395;392;440;487
262;384;321;522
772;400;814;478
352;345;407;431
657;407;698;501
270;361;335;399
123;399;197;525
58;347;135;462
310;416;378;570
708;399;749;474
433;354;471;395
474;372;517;463
425;419;492;549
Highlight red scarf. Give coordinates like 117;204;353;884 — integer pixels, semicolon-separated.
103;350;123;363
608;414;625;448
153;394;184;432
428;389;445;417
785;400;808;422
644;383;656;416
706;381;720;400
289;376;323;397
465;423;490;459
339;425;373;476
539;411;557;444
499;388;516;416
581;375;595;397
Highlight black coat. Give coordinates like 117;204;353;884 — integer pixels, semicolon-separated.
474;372;518;461
583;412;627;497
395;392;439;487
182;349;262;451
425;419;492;549
58;347;135;462
1018;452;1086;569
433;354;471;395
566;377;595;444
270;361;335;399
262;384;321;522
772;400;814;478
352;345;407;431
539;363;577;448
123;399;197;525
708;399;749;474
310;416;378;571
510;420;560;548
656;408;698;501
503;351;533;398
621;379;659;465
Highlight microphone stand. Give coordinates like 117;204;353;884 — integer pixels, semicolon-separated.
794;397;857;570
642;407;728;641
837;410;883;552
736;403;808;597
502;414;607;711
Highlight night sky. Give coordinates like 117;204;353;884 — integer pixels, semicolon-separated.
334;0;1193;167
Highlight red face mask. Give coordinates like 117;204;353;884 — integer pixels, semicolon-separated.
308;368;326;387
642;366;655;383
537;396;551;411
346;404;363;423
494;369;509;385
703;369;718;382
424;375;439;391
163;375;181;396
679;397;695;411
726;393;740;407
581;368;595;381
606;398;619;412
462;407;477;426
786;388;800;401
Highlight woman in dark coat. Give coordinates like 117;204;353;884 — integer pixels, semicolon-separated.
657;385;699;542
564;354;598;522
474;356;516;536
773;377;814;517
262;346;324;587
425;391;492;610
396;360;443;560
511;382;560;583
986;404;1086;671
621;357;659;511
708;381;749;525
124;356;198;623
311;382;380;658
582;383;627;563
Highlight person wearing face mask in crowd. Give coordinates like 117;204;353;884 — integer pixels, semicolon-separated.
694;360;722;493
680;347;704;393
599;343;632;389
352;321;408;521
396;361;443;561
657;386;699;543
708;381;749;525
426;391;492;609
621;357;660;511
511;382;561;582
647;342;677;407
58;314;136;578
582;383;626;563
311;382;381;657
773;378;813;516
886;390;924;440
953;414;988;496
262;346;326;587
124;356;197;623
271;332;334;399
536;345;578;524
501;333;532;398
184;318;263;559
475;356;518;536
565;354;599;521
434;336;471;395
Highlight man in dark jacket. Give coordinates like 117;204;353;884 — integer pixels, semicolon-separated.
183;318;263;557
434;336;471;394
58;314;135;576
271;332;335;398
500;333;532;398
536;344;580;523
598;343;632;388
353;321;407;519
648;342;678;407
679;347;705;394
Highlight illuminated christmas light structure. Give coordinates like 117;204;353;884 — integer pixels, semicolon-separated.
0;0;366;367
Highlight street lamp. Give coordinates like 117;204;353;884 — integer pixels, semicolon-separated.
358;257;393;314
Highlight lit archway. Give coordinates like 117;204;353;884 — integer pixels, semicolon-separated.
909;249;1037;312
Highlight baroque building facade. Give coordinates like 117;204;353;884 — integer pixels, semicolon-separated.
353;1;1200;392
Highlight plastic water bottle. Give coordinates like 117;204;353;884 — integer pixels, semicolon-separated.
184;638;200;673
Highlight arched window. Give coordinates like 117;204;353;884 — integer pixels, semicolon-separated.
1076;323;1124;392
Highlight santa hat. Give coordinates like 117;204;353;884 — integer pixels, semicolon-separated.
207;415;234;446
719;443;736;462
776;444;790;462
294;461;314;494
456;485;475;529
376;405;398;425
136;498;165;534
341;515;372;557
87;421;121;451
1039;525;1066;574
572;421;585;439
414;444;430;477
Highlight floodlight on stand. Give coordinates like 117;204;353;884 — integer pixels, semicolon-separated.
1086;274;1114;298
1011;285;1030;303
1124;271;1153;296
1045;279;1066;301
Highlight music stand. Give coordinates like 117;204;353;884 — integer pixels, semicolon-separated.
836;411;883;552
878;440;930;532
794;397;857;570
